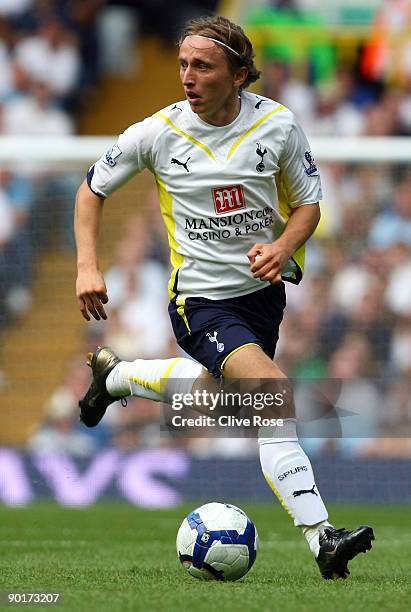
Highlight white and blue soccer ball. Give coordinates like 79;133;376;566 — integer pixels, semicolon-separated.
176;502;258;581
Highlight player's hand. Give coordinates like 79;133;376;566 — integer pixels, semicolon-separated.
76;267;108;321
247;241;292;284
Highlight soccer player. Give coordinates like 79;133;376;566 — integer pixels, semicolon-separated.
75;15;374;579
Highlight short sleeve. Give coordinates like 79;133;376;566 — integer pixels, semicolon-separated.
277;118;322;207
87;117;155;198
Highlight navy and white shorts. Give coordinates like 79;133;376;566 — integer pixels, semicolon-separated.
168;283;286;378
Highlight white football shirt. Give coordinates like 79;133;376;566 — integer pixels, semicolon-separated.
88;91;322;300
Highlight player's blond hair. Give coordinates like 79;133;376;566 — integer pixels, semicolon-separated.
178;15;261;90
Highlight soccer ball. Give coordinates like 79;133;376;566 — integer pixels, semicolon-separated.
176;502;258;581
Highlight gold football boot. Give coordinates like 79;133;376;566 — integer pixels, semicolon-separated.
79;346;124;427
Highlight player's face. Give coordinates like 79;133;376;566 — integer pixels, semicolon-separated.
179;36;246;126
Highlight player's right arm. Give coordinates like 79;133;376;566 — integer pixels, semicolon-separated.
75;180;108;321
74;116;157;321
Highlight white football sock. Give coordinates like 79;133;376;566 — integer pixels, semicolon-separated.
106;357;204;403
302;521;333;557
259;418;331;556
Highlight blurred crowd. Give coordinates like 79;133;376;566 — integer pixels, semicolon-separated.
0;0;106;330
0;0;217;330
0;1;410;458
259;0;411;137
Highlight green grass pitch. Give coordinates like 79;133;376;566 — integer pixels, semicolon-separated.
0;502;409;611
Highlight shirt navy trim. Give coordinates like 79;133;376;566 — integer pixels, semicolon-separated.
282;257;303;285
86;165;105;198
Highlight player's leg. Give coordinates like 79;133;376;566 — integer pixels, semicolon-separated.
79;288;280;427
222;345;331;547
223;344;374;579
79;346;209;427
78;287;374;579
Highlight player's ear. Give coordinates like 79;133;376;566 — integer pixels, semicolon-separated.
234;66;248;89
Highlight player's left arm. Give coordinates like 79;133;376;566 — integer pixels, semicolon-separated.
248;203;320;284
249;115;322;284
